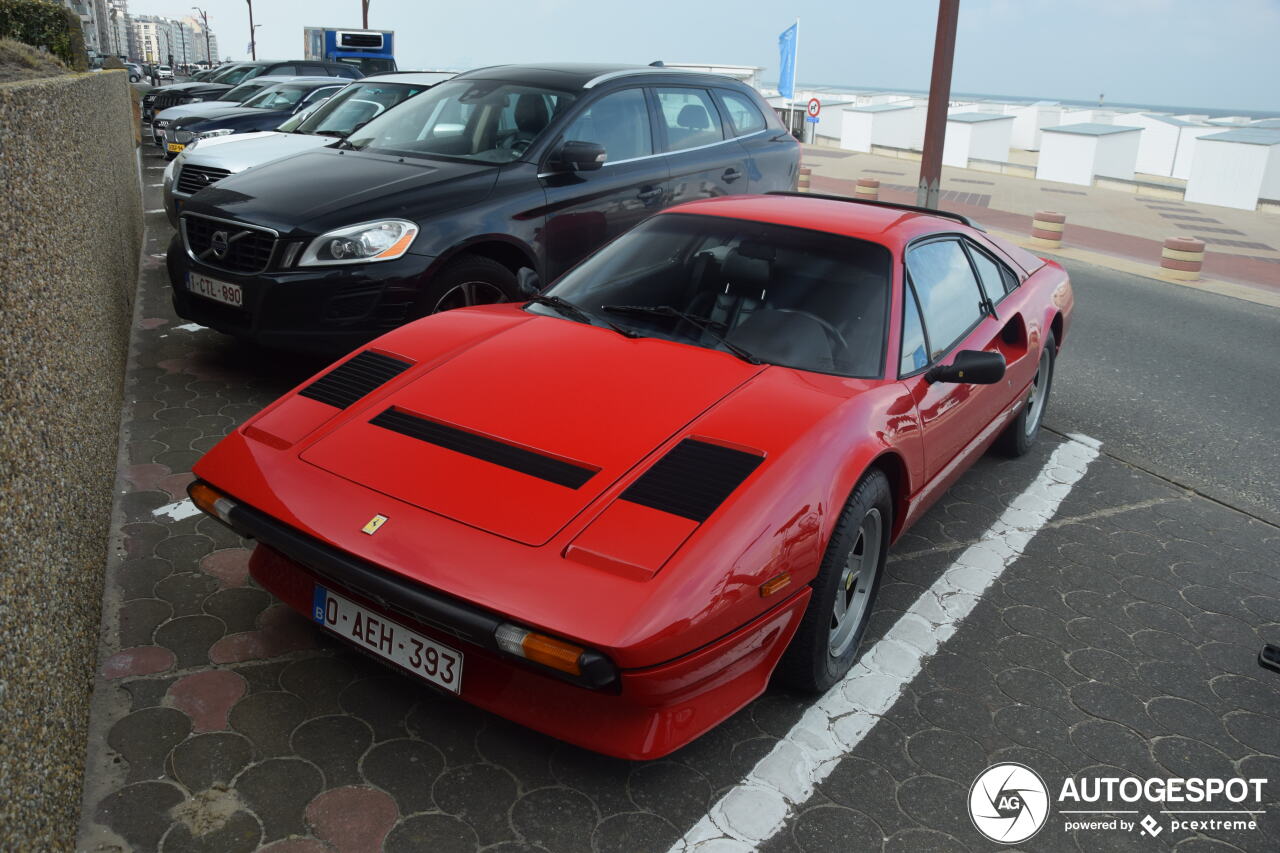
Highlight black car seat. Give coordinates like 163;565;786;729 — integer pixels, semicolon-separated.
505;93;550;153
682;246;770;342
673;103;714;148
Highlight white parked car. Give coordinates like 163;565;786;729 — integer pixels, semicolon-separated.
162;72;454;226
157;65;174;80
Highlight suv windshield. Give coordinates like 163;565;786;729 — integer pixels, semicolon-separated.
337;56;396;75
210;65;257;86
281;81;429;136
345;79;574;163
536;214;892;377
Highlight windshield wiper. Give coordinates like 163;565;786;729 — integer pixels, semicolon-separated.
310;130;345;137
600;304;762;364
525;295;638;337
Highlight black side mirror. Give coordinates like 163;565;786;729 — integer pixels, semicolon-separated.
516;267;541;297
559;140;607;172
926;350;1005;384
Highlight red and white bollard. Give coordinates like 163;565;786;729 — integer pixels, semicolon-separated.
1160;236;1206;281
798;167;812;192
1030;210;1066;249
855;178;880;201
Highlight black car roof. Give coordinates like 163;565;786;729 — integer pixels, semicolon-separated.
454;63;746;92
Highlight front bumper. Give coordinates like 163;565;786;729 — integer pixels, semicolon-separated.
239;503;809;759
167;234;435;353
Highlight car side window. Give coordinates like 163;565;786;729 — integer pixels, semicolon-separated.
654;88;724;152
966;243;1012;302
905;240;987;360
270;65;298;76
900;282;929;375
562;89;652;163
717;89;767;137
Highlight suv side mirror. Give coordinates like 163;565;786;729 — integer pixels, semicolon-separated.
926;350;1005;384
559;140;607;172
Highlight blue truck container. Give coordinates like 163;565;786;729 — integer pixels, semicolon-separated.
303;27;396;75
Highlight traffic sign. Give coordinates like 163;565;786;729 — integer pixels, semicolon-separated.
807;98;821;118
805;116;820;123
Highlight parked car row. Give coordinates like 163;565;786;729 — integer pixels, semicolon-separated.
148;61;1074;760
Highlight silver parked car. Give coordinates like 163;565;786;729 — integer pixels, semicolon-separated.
162;72;454;226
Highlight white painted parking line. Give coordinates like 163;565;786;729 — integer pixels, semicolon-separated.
151;499;200;521
671;435;1102;852
145;209;165;214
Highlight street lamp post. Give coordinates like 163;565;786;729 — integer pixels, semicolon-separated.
362;0;371;28
246;0;257;60
192;6;212;66
916;0;960;210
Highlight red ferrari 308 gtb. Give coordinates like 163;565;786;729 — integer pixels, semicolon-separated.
190;193;1073;759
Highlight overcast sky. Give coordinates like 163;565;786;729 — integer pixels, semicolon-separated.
135;0;1278;112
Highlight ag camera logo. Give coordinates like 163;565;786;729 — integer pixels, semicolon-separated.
969;763;1050;843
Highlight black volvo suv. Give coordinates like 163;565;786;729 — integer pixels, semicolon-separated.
167;63;801;352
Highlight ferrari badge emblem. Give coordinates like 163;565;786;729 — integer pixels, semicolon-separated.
362;514;389;535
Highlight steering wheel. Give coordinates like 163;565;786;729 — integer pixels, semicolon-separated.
497;129;538;157
772;309;849;355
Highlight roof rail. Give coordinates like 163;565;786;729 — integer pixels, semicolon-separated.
765;190;985;231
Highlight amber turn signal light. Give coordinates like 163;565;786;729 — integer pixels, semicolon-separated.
494;623;584;676
759;572;792;597
188;481;238;525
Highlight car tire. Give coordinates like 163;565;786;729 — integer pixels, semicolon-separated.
774;468;892;693
416;255;519;316
995;331;1056;457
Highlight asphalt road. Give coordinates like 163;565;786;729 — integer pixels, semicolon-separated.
1047;258;1280;525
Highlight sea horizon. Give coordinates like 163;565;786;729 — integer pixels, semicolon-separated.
780;81;1280;121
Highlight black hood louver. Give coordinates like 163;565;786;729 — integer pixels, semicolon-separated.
299;350;412;409
369;408;598;489
621;439;764;522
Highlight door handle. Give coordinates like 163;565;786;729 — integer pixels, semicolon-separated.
637;186;663;202
722;168;743;183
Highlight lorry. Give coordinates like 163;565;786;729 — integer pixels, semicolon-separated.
303;27;396;75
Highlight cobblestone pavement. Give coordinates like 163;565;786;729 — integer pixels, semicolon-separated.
77;149;1280;852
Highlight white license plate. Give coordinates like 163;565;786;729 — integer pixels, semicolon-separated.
187;273;243;307
313;586;463;693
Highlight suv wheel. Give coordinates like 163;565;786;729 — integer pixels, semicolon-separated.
418;256;518;316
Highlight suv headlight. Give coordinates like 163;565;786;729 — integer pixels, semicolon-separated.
298;220;419;266
194;128;234;140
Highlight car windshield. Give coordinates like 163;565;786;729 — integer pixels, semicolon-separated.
241;84;311;110
535;214;892;378
345;79;574;163
218;79;273;102
336;56;396;75
282;81;426;136
211;65;256;86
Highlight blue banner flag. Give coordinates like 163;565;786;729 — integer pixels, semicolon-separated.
778;22;798;100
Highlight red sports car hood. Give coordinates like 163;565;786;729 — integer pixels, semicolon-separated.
299;315;765;546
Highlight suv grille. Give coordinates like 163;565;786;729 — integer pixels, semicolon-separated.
182;214;277;274
176;164;232;196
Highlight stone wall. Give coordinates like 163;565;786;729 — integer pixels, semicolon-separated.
0;69;141;849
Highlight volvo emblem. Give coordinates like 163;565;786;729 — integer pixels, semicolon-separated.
210;230;230;259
